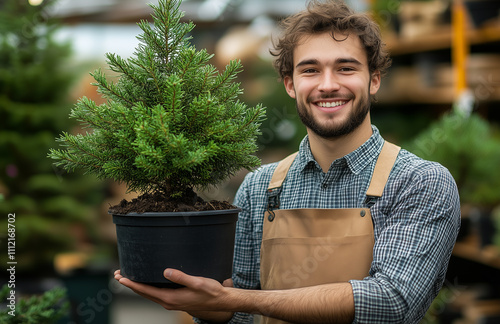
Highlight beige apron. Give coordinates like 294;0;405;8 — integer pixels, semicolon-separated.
259;141;400;324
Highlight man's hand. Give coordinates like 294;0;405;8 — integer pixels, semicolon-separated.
115;269;354;323
114;269;234;322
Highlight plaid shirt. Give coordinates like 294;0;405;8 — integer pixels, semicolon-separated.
199;126;460;324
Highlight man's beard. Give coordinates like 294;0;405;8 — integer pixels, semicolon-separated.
296;91;371;139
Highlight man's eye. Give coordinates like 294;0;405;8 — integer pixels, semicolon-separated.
303;68;317;73
339;67;354;72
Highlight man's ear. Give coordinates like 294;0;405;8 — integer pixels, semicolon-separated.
369;71;381;95
284;76;296;99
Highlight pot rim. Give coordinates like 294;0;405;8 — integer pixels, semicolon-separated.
109;207;241;217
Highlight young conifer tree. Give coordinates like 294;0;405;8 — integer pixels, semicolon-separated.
49;0;265;209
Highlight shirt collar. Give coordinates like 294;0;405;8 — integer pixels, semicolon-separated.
295;125;385;175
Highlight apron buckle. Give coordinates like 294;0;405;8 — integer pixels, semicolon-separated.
365;195;378;208
267;187;281;214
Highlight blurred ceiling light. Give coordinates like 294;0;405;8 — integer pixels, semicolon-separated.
197;0;231;21
29;0;44;6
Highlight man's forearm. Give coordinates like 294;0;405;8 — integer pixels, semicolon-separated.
226;282;355;323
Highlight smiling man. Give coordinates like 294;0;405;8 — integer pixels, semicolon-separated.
284;31;380;170
289;33;375;138
115;1;461;323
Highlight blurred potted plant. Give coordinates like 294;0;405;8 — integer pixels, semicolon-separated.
49;0;265;287
407;107;500;245
0;0;107;277
0;284;68;324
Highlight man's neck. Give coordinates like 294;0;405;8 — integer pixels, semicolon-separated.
307;117;373;173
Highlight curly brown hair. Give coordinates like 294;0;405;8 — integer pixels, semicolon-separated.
271;0;391;80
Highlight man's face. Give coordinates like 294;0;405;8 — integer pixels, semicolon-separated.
284;32;380;139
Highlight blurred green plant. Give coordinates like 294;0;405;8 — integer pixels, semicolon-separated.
241;59;304;152
0;0;73;102
0;284;69;324
406;108;500;209
0;0;107;275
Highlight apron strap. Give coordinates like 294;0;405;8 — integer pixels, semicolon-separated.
266;141;400;196
266;152;298;212
365;141;400;197
268;152;298;190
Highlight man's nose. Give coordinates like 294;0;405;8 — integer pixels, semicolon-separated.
317;71;341;92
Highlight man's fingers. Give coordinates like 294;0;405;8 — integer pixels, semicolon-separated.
114;268;230;315
163;268;196;286
114;270;161;296
114;270;123;280
115;275;168;305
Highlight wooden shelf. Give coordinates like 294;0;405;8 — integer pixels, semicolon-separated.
377;22;500;105
453;239;500;270
385;23;500;56
384;27;453;56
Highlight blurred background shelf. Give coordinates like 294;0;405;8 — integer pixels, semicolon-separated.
378;21;500;105
386;23;500;56
453;238;500;270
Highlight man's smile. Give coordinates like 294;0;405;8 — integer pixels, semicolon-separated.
312;99;351;113
316;100;348;108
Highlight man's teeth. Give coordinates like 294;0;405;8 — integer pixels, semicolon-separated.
317;101;346;108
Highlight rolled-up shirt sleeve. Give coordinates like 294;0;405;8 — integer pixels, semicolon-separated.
350;163;461;323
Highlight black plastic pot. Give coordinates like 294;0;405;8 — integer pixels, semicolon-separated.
112;208;240;288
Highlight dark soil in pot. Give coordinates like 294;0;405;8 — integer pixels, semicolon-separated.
109;189;235;214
